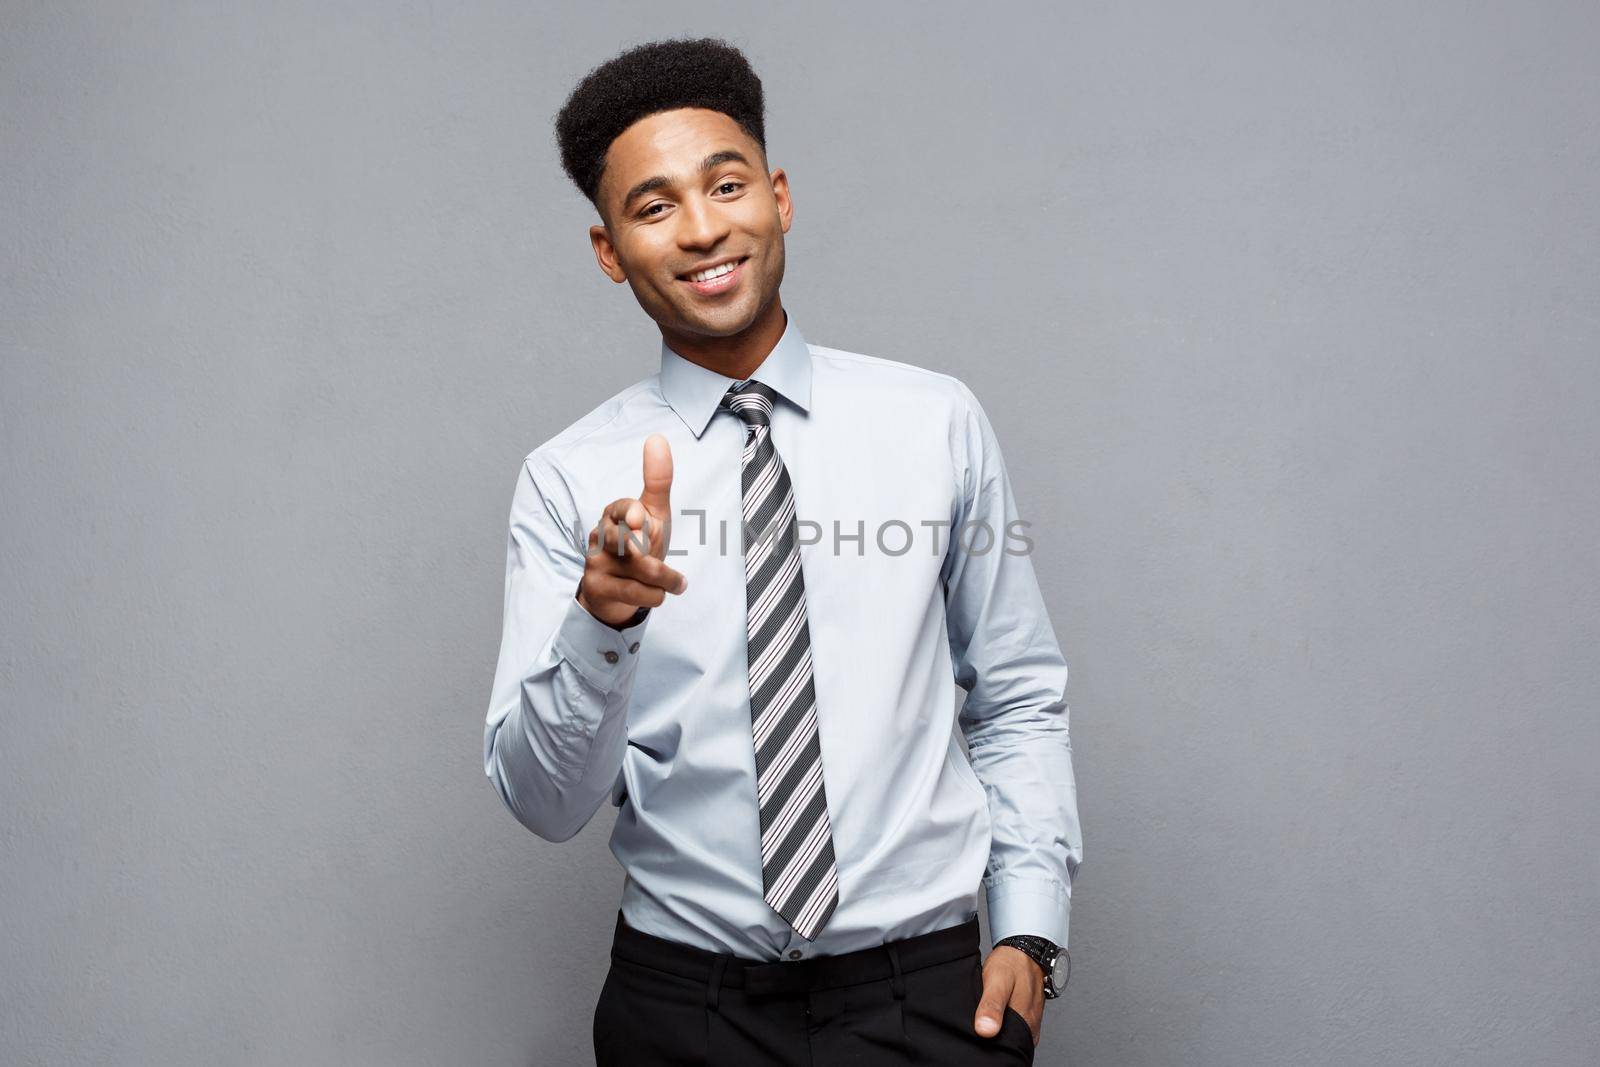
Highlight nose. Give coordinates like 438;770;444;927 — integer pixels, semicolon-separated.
676;194;731;251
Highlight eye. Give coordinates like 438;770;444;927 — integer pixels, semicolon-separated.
715;180;744;195
639;202;667;218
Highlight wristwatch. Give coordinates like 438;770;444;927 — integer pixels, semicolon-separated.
993;934;1070;999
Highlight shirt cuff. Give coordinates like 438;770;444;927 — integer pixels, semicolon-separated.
552;593;650;689
986;877;1072;949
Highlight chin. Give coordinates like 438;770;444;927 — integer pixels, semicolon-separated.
680;299;758;334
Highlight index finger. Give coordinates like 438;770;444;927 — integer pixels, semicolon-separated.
619;551;688;595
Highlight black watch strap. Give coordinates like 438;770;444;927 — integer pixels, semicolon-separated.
993;934;1065;997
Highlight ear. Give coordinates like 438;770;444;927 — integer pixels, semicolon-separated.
769;167;793;235
590;222;626;283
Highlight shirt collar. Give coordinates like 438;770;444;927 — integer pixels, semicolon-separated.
658;310;813;438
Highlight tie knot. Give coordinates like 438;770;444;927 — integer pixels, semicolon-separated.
720;380;778;428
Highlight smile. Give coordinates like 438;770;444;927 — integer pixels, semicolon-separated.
679;256;749;295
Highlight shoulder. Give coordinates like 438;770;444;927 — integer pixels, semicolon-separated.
805;341;981;412
521;371;663;472
531;374;660;458
805;342;996;497
508;372;666;522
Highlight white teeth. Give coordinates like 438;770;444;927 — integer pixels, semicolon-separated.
689;259;740;283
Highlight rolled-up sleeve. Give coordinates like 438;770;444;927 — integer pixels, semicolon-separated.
943;380;1083;948
483;452;650;842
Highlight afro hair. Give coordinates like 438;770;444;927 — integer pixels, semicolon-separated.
554;37;767;211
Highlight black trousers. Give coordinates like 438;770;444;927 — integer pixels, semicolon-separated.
593;910;1036;1065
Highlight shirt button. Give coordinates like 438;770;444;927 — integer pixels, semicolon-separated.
788;950;802;960
628;642;640;654
602;650;620;665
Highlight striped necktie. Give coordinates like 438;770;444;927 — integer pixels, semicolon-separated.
718;379;839;941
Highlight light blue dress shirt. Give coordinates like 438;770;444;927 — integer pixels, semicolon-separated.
483;310;1081;962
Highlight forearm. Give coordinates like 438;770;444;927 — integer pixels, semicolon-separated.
965;685;1081;948
484;594;648;842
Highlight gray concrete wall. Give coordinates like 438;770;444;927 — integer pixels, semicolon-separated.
3;2;1596;1063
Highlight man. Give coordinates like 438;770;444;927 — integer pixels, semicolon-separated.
484;36;1081;1065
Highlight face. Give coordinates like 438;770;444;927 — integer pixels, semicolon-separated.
590;107;791;343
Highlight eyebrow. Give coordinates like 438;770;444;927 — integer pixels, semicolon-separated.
619;149;753;214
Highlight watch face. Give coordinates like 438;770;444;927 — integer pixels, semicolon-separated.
1050;953;1068;987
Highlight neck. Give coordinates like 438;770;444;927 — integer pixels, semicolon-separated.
660;298;787;382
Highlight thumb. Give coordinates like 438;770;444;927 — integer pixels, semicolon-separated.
638;433;673;520
974;972;1013;1037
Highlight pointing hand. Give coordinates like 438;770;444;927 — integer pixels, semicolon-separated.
578;433;689;626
